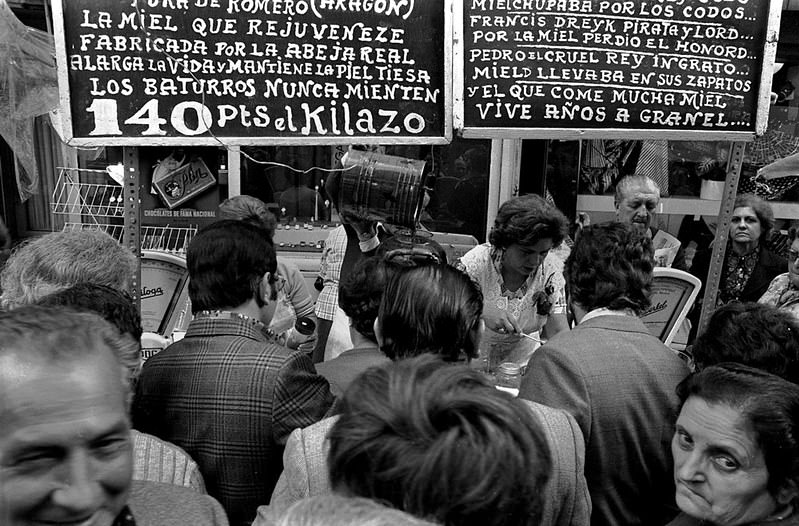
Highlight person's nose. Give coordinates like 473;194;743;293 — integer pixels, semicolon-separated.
51;450;102;514
675;450;706;484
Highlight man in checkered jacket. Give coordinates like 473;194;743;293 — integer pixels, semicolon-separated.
133;220;334;526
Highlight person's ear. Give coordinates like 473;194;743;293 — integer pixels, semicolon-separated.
471;318;485;351
259;272;276;303
373;317;383;347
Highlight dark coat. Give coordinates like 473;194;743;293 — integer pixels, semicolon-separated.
690;243;787;304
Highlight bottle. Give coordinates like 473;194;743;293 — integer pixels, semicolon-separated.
287;316;316;349
495;362;522;394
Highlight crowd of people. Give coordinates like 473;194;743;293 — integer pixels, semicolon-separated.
3;175;799;526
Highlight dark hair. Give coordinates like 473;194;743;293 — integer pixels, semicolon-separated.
692;302;799;383
218;194;278;240
565;222;654;314
489;194;568;250
328;355;551;526
677;363;799;498
378;264;483;361
187;220;276;313
0;306;138;396
734;193;775;241
339;257;393;343
36;283;143;343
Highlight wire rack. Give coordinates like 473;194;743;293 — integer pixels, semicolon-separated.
51;167;125;218
62;223;198;254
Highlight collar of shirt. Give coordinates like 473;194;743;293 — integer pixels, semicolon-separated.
580;306;638;324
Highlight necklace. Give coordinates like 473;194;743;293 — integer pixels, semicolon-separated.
196;310;265;328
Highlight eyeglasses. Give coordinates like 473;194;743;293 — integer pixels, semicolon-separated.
790;250;799;263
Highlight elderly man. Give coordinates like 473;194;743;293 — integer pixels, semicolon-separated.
0;229;136;309
520;223;689;526
133;220;333;526
614;174;686;270
0;306;228;526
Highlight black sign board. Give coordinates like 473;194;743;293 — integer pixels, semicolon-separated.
458;0;781;140
52;0;451;146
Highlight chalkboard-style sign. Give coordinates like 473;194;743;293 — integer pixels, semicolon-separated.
455;0;781;140
51;0;451;146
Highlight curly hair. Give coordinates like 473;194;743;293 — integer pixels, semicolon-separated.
0;229;137;310
328;355;551;526
377;264;483;361
489;194;568;250
338;257;392;343
677;363;799;500
565;222;654;314
218;194;278;240
691;302;799;384
734;193;775;241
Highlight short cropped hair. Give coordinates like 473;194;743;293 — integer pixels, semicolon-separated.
339;257;392;343
678;363;799;499
565;222;654;314
0;229;137;310
36;283;143;343
378;264;482;361
0;306;139;401
187;220;277;313
489;194;568;249
276;496;437;526
328;356;551;526
614;175;661;208
734;193;776;240
692;302;799;383
218;194;278;240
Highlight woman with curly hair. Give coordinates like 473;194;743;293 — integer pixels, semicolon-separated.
457;194;570;369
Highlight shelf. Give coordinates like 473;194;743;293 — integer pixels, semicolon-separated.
576;195;799;219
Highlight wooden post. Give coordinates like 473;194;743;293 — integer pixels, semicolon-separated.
123;146;141;310
696;141;747;336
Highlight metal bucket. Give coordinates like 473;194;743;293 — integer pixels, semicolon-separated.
339;150;427;229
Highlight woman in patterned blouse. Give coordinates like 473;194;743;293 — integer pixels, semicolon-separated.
456;194;570;370
690;194;786;339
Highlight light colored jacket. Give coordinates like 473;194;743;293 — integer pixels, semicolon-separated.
253;401;591;526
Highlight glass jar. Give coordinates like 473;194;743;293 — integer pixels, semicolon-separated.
495;362;522;391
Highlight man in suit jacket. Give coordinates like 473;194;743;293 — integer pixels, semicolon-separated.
520;223;689;526
255;399;590;526
133;221;333;526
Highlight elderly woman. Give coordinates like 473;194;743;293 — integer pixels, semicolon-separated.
457;194;569;368
668;363;799;526
691;194;786;309
759;228;799;321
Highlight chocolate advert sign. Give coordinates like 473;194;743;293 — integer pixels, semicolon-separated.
457;0;781;140
51;0;451;146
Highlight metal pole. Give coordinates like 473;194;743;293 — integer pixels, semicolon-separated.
696;141;746;336
123;146;141;310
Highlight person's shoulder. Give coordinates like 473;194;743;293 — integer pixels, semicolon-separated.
277;258;303;277
128;480;228;525
460;243;492;264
